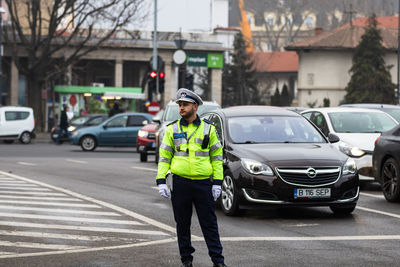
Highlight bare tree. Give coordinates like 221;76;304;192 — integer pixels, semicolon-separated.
3;0;146;130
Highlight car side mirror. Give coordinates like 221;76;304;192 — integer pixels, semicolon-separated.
102;125;107;129
328;133;340;143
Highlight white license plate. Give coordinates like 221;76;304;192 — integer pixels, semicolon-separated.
294;188;331;199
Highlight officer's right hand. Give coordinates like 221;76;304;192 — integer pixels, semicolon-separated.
158;184;170;199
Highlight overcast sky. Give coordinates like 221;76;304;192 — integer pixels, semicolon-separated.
141;0;213;32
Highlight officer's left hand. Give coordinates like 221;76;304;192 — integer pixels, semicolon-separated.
212;185;222;201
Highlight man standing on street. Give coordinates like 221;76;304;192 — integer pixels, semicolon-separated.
156;88;226;267
56;105;70;145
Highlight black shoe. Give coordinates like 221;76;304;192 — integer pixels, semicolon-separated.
182;261;193;267
213;263;227;267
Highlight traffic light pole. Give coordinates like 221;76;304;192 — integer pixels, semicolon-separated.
152;0;159;98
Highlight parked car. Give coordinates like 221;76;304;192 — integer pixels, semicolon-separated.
0;106;35;144
301;107;398;181
373;124;400;202
201;106;359;216
154;100;220;163
340;103;400;123
137;123;157;162
70;112;153;151
50;114;108;143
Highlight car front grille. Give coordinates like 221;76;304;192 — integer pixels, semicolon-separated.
275;166;341;187
148;132;156;139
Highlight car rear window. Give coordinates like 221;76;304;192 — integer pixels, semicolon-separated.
228;116;326;144
5;111;30;121
328;112;397;133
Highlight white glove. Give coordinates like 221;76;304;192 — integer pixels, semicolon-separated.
212;185;222;201
158;184;170;199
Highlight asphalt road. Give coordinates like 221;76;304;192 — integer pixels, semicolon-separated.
0;140;399;267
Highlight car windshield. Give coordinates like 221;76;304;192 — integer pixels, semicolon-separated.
164;104;219;121
382;108;400;123
328;112;397;133
70;116;90;125
228;116;326;144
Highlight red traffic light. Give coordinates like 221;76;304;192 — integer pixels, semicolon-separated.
159;72;165;79
150;71;157;78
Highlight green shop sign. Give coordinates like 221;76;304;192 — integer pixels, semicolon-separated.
187;53;223;69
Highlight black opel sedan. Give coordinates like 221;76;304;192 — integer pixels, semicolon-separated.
372;124;400;202
201;106;359;216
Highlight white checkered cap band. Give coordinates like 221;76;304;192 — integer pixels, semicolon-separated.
175;88;203;105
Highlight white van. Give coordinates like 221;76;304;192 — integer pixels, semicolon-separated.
0;106;35;144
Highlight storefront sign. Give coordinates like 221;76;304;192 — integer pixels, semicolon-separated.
207;53;223;69
187;53;207;67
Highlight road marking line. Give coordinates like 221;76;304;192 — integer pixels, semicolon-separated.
0;252;15;256
360;192;385;199
0;181;33;184
0;199;100;207
0;238;176;259
0;212;143;225
17;162;37;166
0;230;137;242
0;190;66;196
0;186;51;191
0;195;83;201
66;159;88;164
151;186;158;190
356;206;400;219
0;240;87;250
219;235;400;242
284;223;319;227
131;166;157;172
0;205;121;216
0;221;169;235
0;170;179;236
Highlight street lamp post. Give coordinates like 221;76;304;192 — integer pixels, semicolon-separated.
398;0;400;104
0;5;6;105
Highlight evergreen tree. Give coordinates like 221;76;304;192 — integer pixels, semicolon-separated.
222;32;258;106
344;14;396;104
271;87;281;106
280;84;291;106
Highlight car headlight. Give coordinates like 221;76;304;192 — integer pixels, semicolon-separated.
343;158;357;175
241;158;274;176
138;130;149;138
339;143;365;157
68;126;76;132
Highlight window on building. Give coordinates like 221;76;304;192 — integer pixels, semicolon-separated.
265;14;275;26
305;15;315;28
307;73;314;85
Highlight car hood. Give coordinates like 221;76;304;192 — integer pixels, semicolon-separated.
335;133;380;151
141;123;158;132
229;143;346;167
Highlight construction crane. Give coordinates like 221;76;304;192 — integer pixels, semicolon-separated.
238;0;254;53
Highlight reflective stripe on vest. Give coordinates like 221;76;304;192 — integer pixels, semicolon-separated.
160;143;174;153
159;157;171;163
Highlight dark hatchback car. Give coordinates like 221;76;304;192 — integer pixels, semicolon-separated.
201;106;359;216
373;124;400;202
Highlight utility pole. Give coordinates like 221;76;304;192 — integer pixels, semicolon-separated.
152;0;159;99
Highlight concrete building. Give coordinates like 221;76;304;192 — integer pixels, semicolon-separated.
285;16;398;107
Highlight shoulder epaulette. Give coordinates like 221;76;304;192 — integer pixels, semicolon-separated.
167;119;179;126
203;118;215;126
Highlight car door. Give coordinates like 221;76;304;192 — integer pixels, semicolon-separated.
125;115;149;145
310;112;330;137
99;115;128;145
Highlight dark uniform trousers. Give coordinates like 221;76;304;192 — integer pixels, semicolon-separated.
171;175;224;264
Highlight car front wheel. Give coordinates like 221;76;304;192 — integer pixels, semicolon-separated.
221;173;240;216
381;158;400;202
20;132;32;144
80;135;97;151
140;152;148;162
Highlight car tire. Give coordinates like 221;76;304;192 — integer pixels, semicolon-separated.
330;204;356;215
19;131;32;144
51;131;58;142
80;135;97;151
380;158;400;202
221;172;241;216
140;152;148;162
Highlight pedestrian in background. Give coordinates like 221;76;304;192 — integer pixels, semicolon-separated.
108;101;123;117
156;88;226;267
56;105;70;145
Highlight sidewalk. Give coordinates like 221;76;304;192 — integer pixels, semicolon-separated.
33;132;53;144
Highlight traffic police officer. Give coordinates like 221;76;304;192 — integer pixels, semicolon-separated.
156;88;226;267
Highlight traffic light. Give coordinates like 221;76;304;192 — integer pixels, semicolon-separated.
185;73;194;90
158;72;165;93
148;71;157;93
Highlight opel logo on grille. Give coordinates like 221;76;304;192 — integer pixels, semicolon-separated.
306;167;317;178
